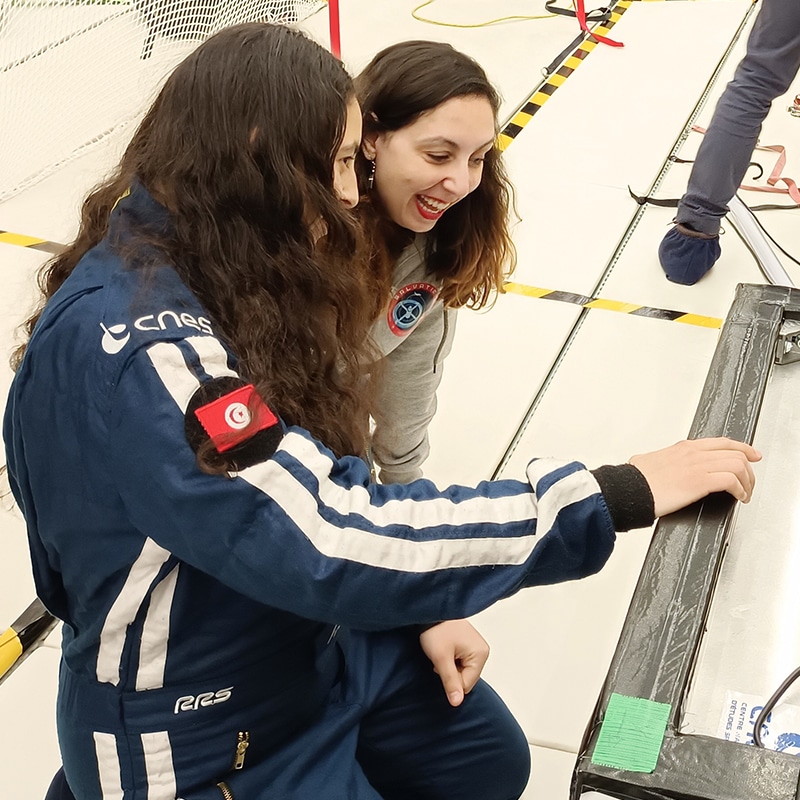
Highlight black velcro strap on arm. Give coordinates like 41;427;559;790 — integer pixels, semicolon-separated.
185;376;283;471
591;463;655;532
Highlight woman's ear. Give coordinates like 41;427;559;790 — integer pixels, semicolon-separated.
361;135;378;161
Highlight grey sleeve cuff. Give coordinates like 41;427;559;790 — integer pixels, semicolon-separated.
378;464;424;485
591;463;655;532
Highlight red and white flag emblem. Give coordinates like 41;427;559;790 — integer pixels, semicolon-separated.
194;384;278;452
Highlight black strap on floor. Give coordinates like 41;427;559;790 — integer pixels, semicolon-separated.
543;33;586;76
544;0;611;23
629;161;765;208
542;0;613;75
628;187;679;208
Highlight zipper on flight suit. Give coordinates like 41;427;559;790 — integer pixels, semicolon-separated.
216;730;249;798
217;781;234;800
233;730;250;769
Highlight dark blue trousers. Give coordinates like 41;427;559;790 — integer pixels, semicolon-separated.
677;0;800;234
47;628;530;799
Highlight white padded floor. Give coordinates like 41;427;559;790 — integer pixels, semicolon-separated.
2;1;800;796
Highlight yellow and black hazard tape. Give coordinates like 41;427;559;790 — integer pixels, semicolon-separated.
504;281;722;329
1;247;724;330
497;0;633;152
0;598;58;686
0;230;64;255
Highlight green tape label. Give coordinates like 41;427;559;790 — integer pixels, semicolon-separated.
591;693;671;773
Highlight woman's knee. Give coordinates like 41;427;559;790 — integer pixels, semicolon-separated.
458;682;531;799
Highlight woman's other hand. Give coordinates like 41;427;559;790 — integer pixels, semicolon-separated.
419;619;490;707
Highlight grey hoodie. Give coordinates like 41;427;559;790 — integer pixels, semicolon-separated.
368;235;456;484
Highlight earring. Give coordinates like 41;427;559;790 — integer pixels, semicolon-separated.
368;159;376;190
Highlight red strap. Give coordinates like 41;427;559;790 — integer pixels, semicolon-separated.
328;0;341;59
743;143;800;203
692;125;800;204
576;0;623;47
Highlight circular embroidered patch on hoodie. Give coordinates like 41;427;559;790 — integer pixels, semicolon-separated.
387;282;439;336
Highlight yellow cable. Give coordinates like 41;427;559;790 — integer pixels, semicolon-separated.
411;0;556;29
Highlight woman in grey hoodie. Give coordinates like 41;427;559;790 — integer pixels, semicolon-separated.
355;40;514;486
352;41;523;707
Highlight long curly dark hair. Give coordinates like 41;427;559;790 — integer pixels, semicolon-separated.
14;23;377;465
354;40;517;309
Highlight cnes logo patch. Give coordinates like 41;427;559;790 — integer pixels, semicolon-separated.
100;323;130;354
100;310;214;354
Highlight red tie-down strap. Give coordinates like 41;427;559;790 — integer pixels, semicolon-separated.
575;0;623;47
544;0;623;48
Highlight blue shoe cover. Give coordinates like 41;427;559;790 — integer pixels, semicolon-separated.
658;226;721;285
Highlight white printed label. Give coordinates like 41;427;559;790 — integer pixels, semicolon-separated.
717;690;800;753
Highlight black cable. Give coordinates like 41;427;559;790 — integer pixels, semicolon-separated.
753;665;800;747
748;203;800;212
746;161;765;181
738;193;800;268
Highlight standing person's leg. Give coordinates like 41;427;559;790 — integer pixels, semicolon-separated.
680;0;800;233
660;0;800;283
354;630;531;800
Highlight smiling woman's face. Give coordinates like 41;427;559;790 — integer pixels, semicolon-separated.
363;95;496;233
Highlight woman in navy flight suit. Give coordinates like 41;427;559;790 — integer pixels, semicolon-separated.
6;22;760;800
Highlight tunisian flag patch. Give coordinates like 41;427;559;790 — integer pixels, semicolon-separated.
193;383;278;452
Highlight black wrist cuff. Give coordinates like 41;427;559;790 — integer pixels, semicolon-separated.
591;464;655;531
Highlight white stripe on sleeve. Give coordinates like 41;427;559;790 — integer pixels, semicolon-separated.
148;341;599;575
241;454;539;571
186;335;237;379
284;431;539;527
147;342;200;414
526;459;603;539
529;469;600;541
